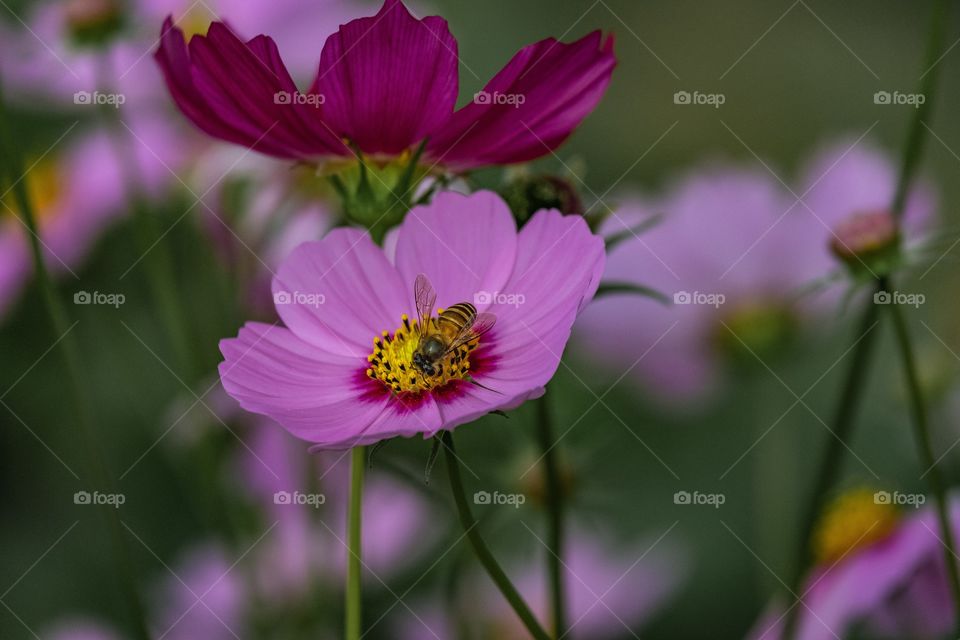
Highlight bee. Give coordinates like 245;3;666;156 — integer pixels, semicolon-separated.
411;274;496;378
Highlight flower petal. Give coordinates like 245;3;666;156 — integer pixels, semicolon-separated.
155;18;346;160
272;228;409;356
219;322;389;446
427;31;615;168
314;0;458;154
392;190;518;308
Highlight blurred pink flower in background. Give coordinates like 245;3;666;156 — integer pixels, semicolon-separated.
152;543;248;640
395;530;686;639
575;138;936;405
219;190;604;449
750;492;959;640
155;0;616;168
0;117;186;319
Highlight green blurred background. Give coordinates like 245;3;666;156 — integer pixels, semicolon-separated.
2;0;960;638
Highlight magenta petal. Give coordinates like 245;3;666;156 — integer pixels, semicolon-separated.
428;31;615;168
314;0;459;154
272;228;409;355
393;190;518;308
155;18;346;160
219;323;389;446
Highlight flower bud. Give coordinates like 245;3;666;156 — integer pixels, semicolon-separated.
830;210;901;274
500;173;584;226
64;0;124;47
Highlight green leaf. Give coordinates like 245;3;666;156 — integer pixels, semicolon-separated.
604;213;666;251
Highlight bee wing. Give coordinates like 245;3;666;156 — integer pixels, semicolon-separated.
414;274;437;337
446;312;497;353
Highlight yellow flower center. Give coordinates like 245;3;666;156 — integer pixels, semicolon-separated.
811;488;900;565
178;6;214;41
2;159;61;222
365;311;478;394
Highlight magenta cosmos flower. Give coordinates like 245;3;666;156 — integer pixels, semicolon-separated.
750;489;960;640
155;0;615;168
219;190;604;449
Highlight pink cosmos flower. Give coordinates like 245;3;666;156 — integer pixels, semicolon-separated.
575;138;935;403
749;492;960;640
219;190;604;449
154;0;616;168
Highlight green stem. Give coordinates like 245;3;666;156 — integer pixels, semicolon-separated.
888;301;960;625
890;0;949;220
441;431;552;640
0;85;152;640
345;446;365;640
782;294;882;638
535;396;567;638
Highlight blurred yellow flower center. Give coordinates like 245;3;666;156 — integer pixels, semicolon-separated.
811;488;900;565
365;312;476;394
2;159;61;222
178;6;214;41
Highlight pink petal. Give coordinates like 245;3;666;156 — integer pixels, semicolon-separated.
155;18;345;160
313;0;458;154
219;322;389;446
392;190;518;309
272;228;409;356
428;31;615;168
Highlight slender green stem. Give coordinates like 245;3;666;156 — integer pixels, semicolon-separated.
888;302;960;626
535;396;567;638
0;85;152;640
782;294;882;638
441;431;552;640
345;446;365;640
890;0;949;220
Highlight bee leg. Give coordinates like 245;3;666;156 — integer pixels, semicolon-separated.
466;375;503;395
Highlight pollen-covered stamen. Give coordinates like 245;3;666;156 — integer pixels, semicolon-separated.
365;313;478;394
811;488;900;565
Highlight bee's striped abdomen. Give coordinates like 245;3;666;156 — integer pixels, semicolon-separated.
438;302;477;335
